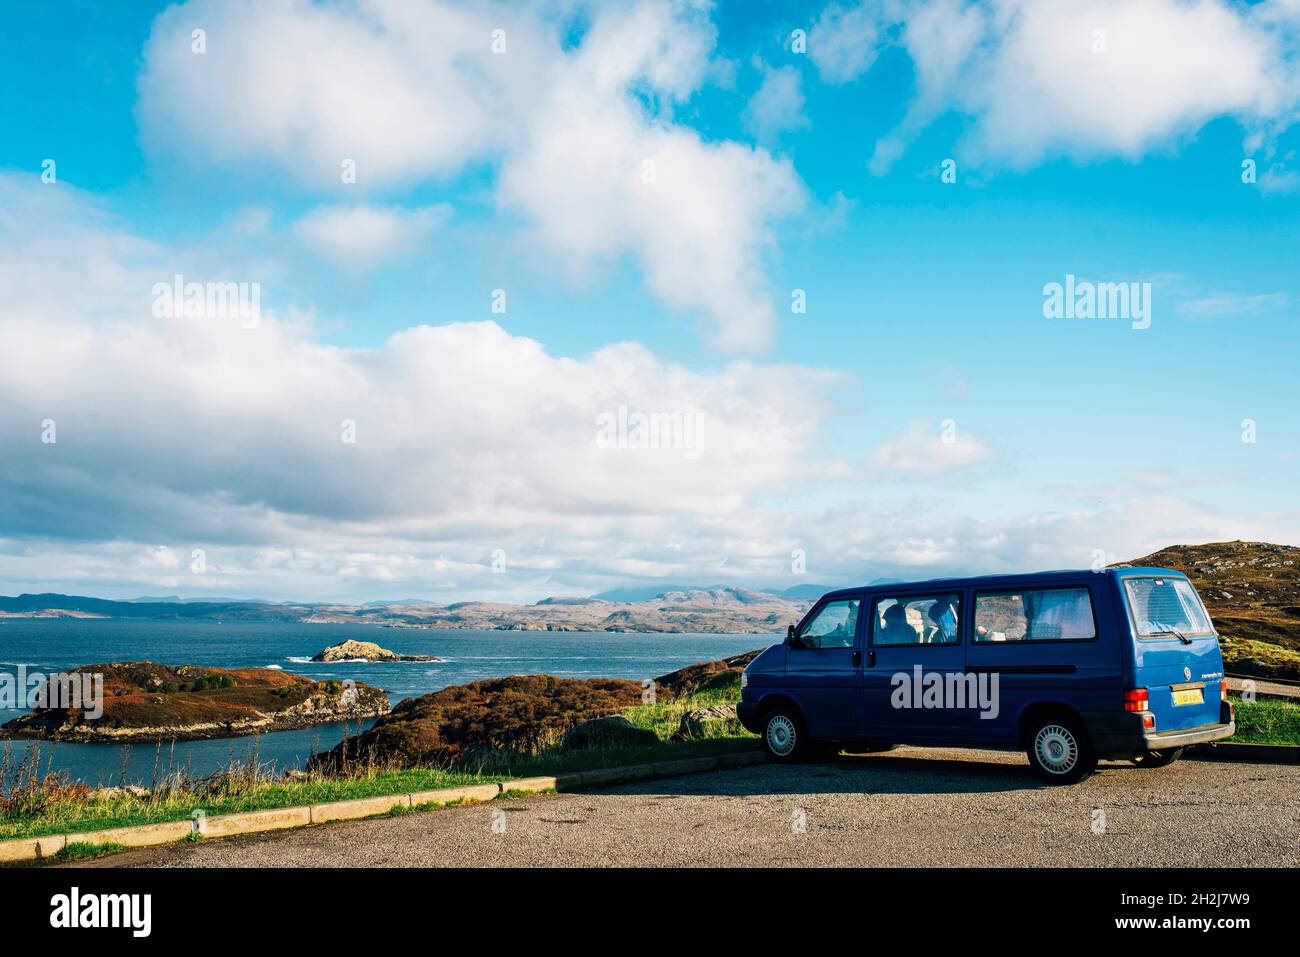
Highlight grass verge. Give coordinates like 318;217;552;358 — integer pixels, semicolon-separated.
52;840;128;864
1227;694;1300;745
1;766;503;842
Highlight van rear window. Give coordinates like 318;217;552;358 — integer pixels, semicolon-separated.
974;587;1096;642
1123;577;1214;638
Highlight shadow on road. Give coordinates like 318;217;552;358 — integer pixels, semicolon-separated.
569;749;1152;799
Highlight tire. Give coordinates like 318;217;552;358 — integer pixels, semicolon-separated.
761;705;809;763
1025;713;1097;784
1132;747;1183;768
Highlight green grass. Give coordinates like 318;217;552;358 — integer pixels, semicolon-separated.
1;677;757;845
52;840;127;863
1221;637;1300;682
1;766;503;842
1227;694;1300;745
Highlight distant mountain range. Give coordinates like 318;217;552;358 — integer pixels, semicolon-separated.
0;586;815;635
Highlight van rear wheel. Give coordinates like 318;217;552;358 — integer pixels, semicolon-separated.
761;705;808;763
1026;715;1097;784
1132;748;1182;768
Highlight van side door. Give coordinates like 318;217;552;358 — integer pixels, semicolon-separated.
784;596;863;739
859;590;968;741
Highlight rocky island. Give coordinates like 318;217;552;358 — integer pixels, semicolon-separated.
311;639;441;663
0;662;389;743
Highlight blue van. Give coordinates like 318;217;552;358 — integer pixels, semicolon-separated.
736;568;1235;783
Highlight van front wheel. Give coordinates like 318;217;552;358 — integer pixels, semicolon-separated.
1026;715;1097;784
762;706;808;763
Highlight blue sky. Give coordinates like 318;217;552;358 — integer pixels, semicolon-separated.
1;0;1298;602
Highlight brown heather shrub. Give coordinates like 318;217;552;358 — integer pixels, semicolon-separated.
311;674;645;771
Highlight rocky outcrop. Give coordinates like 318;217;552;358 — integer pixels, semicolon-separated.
310;674;644;771
311;639;440;662
0;662;389;743
563;715;657;750
673;705;739;741
651;650;763;699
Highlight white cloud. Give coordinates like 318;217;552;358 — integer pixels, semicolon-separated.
743;64;811;143
136;0;805;352
294;204;449;270
819;0;1300;172
1176;290;1288;319
809;2;884;84
138;0;518;183
1260;155;1300;193
0;175;834;599
868;421;992;475
962;0;1283;167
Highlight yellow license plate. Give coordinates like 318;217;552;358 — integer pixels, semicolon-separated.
1172;688;1204;706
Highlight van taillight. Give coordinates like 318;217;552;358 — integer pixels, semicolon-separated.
1123;688;1149;712
1221;682;1229;701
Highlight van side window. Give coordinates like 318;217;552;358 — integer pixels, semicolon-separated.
871;594;961;646
974;587;1095;642
800;599;859;649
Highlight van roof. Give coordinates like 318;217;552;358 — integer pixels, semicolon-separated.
820;566;1188;600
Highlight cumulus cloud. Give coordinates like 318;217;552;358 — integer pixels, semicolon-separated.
809;1;884;83
293;204;450;270
0;175;834;599
787;494;1300;582
814;0;1300;172
137;0;805;351
743;64;812;142
868;421;992;475
137;0;518;182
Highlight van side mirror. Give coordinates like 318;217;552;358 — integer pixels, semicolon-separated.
786;624;801;647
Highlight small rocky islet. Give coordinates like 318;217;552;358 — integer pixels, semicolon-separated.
310;639;441;663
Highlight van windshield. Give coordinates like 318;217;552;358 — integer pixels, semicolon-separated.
1123;577;1214;638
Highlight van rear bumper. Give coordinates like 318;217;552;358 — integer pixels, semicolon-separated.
1082;702;1236;756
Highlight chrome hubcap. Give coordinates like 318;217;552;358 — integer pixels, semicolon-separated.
1034;724;1078;774
766;714;796;756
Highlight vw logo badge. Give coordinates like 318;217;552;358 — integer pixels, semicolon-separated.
1183;666;1192;681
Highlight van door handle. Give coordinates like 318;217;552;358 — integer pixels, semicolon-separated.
852;650;861;667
